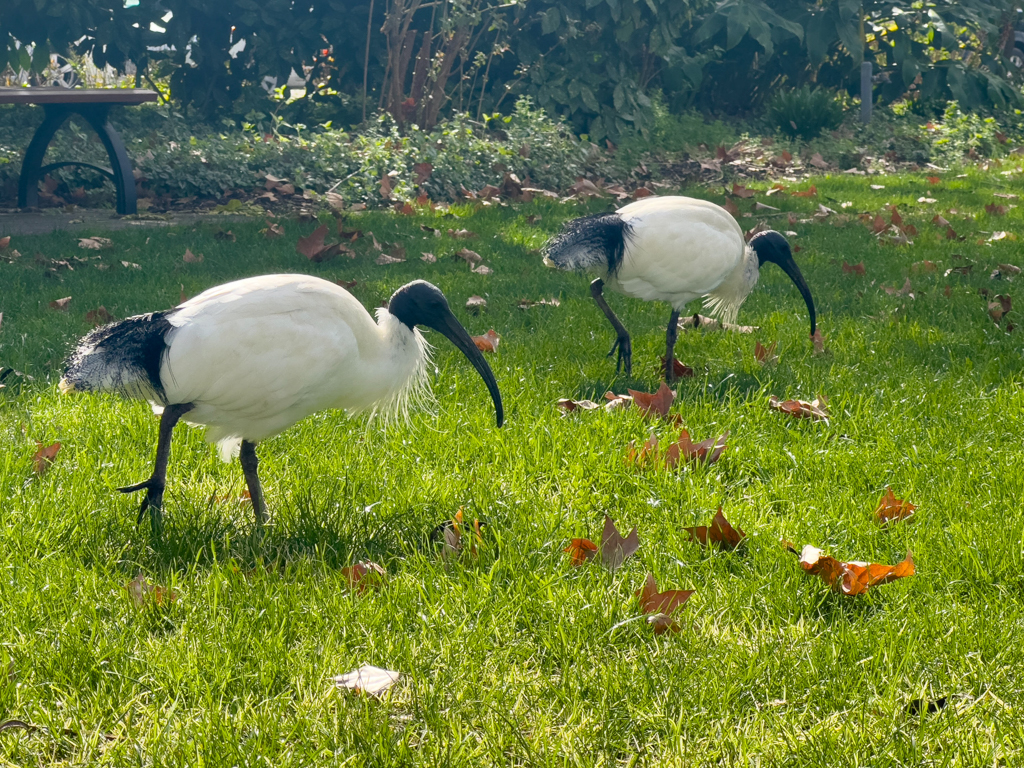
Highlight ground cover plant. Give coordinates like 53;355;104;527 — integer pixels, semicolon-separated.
2;167;1024;764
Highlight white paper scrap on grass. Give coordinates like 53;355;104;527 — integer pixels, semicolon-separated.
333;665;401;697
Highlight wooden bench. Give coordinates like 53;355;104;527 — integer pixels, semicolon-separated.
0;88;158;215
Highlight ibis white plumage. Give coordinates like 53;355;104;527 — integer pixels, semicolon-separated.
543;195;816;380
61;275;503;534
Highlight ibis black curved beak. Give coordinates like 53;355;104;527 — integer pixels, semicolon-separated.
431;311;504;427
752;231;816;337
388;280;503;427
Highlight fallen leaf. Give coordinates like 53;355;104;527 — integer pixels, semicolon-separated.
665;429;728;467
685;507;746;550
121;261;141;270
472;329;500;352
0;236;9;250
635;573;693;634
628;382;675;419
517;298;561;309
564;538;598;566
32;441;60;474
842;261;866;276
660;357;695;378
85;306;113;326
998;263;1021;275
336;279;357;290
912;260;938;273
399;202;415;215
214;229;236;242
375;252;406;265
792;186;817;198
754;201;779;212
466;295;486;311
811;329;827;355
870;184;885;190
557;398;601;412
334;665;400;697
769;394;828;421
927;176;941;184
456;248;482;266
325;191;345;211
49;296;71;311
471;263;494;275
809;153;829;169
722;198;740;217
797;545;914;596
985;203;1007;216
989;231;1013;242
890;206;903;227
731;183;754;199
431;508;485;559
632;187;654;199
78;237;112;250
379;172;393;200
989;294;1012;323
264;222;285;239
420;252;436;263
679;314;758;333
341;561;387;594
413;162;433;185
448;229;476;239
917;197;937;204
125;573;176;607
604;391;634;411
296;224;343;262
875;488;916;525
994;193;1018;200
882;277;915;298
183;248;203;263
754;340;778;365
600;515;639;572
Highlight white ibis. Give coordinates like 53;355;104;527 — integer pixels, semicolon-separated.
543;195;816;381
60;275;503;534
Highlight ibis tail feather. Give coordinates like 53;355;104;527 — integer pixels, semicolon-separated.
61;311;175;403
543;213;631;275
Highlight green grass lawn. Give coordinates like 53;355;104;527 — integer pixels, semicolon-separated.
2;168;1024;766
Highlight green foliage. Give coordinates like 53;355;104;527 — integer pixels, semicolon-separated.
767;86;844;140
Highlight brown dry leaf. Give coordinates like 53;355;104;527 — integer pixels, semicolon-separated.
600;515;640;572
946;226;963;241
472;329;500;352
379;172;393;200
890;206;903;227
334;665;400;697
85;306;113;326
466;295;486;312
296;224;341;262
214;229;236;242
628;382;675;419
125;573;177;607
413;162;433;185
432;508;485;559
722;198;740;217
870;214;887;234
685;507;746;550
745;221;770;241
881;277;915;298
633;187;655;199
988;294;1012;323
183;248;203;264
564;538;598;566
635;573;693;634
875;488;916;525
912;260;938;273
604;391;634;411
264;222;284;239
660;357;695;378
931;214;950;228
997;263;1021;276
842;261;866;276
78;237;112;250
811;329;827;355
0;236;9;250
927;175;941;184
570;178;605;198
32;441;60;474
678;314;757;333
797;545;915;596
985;203;1007;216
768;394;828;421
325;191;345;211
517;298;561;309
792;186;817;198
471;263;494;275
336;279;357;290
731;183;755;199
341;561;387;594
420;252;437;263
456;248;483;266
375;252;406;265
665;429;728;467
448;229;477;239
557;398;601;413
399;202;415;215
49;296;71;312
809;153;829;169
754;340;778;365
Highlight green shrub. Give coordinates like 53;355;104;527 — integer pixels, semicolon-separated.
767;86;844;140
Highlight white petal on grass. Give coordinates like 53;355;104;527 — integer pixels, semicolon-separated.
333;665;401;697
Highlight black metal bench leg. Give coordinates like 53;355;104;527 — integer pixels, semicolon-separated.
18;105;71;209
78;105;137;215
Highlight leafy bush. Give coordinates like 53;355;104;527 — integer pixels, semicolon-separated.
767;86;844;140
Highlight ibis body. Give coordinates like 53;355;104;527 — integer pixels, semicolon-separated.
543;195;816;380
61;275;503;534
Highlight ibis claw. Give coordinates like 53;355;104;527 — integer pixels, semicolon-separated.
118;478;165;533
607;333;632;376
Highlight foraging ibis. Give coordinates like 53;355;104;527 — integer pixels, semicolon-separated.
61;275;503;534
543;195;816;381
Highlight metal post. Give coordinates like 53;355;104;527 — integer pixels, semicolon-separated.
860;60;872;124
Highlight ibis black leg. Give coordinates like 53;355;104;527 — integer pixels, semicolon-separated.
590;278;632;376
118;402;195;536
664;310;681;384
239;440;268;527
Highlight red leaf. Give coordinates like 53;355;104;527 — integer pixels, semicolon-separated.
341;561;387;594
665;429;727;467
769;395;828;421
722;198;740;217
660;357;694;378
32;441;60;475
627;382;675;419
471;329;500;352
874;487;916;525
842;261;866;276
792;186;817;198
927;176;940;184
413;162;433;185
797;545;915;596
564;538;598;566
635;573;693;634
731;183;754;199
685;507;746;550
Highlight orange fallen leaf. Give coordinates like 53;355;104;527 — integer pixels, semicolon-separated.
183;248;203;263
0;236;9;250
797;545;915;596
985;203;1007;216
632;187;654;199
32;442;60;474
626;433;659;464
927;176;941;184
635;573;693;634
685;507;746;550
874;487;916;525
754;340;778;365
472;329;500;352
628;382;675;419
85;306;113;326
664;429;728;467
989;294;1012;323
125;573;177;607
341;561;387;594
842;261;866;276
912;260;938;273
600;514;639;572
660;357;695;378
731;183;755;199
931;214;950;228
768;395;828;421
792;186;817;198
564;538;598;566
399;202;415;215
432;508;485;559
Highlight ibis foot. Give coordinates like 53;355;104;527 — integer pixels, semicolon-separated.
607;333;633;376
591;278;632;377
118;477;165;533
664;310;681;384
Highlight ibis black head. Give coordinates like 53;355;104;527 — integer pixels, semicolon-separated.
388;280;503;427
749;230;816;337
